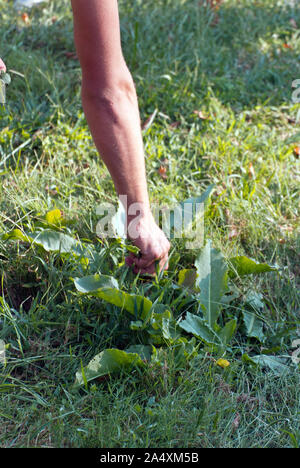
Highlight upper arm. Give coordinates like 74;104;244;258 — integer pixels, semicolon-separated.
71;0;126;85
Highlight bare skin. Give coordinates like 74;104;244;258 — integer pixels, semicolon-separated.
71;0;170;275
0;58;6;72
0;0;170;275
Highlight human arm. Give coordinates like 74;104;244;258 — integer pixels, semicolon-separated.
71;0;170;274
0;58;6;72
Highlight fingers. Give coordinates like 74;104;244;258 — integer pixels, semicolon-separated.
132;252;159;270
125;254;135;267
126;251;169;276
125;217;170;276
136;255;169;276
0;58;6;72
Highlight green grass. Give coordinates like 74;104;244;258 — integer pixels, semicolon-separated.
0;0;299;448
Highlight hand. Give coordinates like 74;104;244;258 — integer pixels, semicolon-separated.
125;212;170;276
0;58;6;72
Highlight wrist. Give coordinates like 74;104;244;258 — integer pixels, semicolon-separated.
127;202;153;225
126;206;156;242
118;195;151;223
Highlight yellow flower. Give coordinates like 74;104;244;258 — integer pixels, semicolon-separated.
216;358;230;369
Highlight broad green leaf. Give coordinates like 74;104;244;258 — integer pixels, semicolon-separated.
74;274;152;319
3;228;77;253
220;288;241;306
172;337;199;368
75;349;144;386
2;229;32;243
229;256;278;277
149;308;180;343
111;200;126;239
218;319;237;345
2;228;91;260
183;184;215;205
150;346;168;366
165;185;214;239
244;291;264;311
180;184;215;220
150;308;171;330
179;312;222;345
74;274;119;292
0;73;11;85
130;320;144;330
178;269;198;290
242;354;290;375
105;290;152;319
242;310;265;342
125;345;152;361
45;209;62;226
31;230;78;253
195;241;228;326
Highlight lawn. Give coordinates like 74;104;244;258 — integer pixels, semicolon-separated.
0;0;299;448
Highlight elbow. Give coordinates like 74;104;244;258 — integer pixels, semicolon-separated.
81;72;138;122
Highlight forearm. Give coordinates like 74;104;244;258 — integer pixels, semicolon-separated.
81;77;150;214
